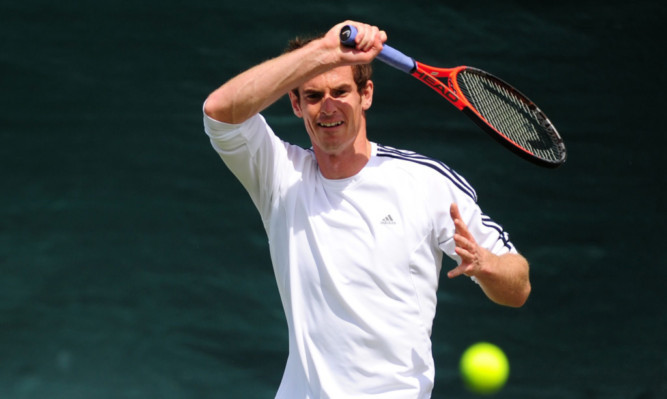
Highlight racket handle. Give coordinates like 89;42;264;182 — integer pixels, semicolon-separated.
339;25;416;74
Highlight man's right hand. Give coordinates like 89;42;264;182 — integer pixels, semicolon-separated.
324;21;387;66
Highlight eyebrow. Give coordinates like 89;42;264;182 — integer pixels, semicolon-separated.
302;83;354;96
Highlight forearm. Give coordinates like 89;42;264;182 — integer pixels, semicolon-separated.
473;252;531;308
204;21;386;124
204;39;338;124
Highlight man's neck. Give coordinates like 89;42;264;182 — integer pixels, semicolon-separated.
314;140;372;180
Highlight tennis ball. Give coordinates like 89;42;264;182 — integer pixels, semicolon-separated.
459;342;509;395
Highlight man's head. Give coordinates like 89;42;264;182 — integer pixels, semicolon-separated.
289;64;373;157
285;35;375;160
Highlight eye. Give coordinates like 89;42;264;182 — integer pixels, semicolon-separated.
305;92;323;101
332;89;349;98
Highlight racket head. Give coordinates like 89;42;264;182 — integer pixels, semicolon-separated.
451;67;567;168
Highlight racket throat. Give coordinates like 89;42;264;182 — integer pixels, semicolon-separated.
411;69;465;110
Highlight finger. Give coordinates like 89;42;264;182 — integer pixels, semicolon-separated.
454;218;473;240
447;262;472;279
447;264;464;279
451;204;473;240
379;30;388;44
369;26;384;49
359;25;379;51
449;202;461;222
454;242;474;261
453;231;470;247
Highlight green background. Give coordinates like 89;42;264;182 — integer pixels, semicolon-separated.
1;0;665;398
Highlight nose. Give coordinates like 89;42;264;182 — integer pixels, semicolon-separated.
320;95;337;115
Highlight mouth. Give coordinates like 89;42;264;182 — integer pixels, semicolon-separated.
317;121;344;128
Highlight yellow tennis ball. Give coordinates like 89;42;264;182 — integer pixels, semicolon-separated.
459;342;510;394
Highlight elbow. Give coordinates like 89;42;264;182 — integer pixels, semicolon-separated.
510;281;531;308
508;256;531;308
484;253;531;308
204;96;230;123
492;278;531;308
485;281;531;308
204;90;244;124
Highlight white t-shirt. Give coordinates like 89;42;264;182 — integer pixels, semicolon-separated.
204;112;516;399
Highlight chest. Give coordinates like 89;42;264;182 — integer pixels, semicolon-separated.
287;175;435;279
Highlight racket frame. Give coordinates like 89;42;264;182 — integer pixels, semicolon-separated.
339;24;566;168
412;63;566;168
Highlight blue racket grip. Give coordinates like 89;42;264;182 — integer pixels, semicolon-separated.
339;25;416;74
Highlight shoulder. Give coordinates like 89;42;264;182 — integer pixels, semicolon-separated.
375;144;478;202
204;111;269;142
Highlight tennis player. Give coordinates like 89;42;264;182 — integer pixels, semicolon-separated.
203;20;530;399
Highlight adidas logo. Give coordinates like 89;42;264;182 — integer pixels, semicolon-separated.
381;214;396;225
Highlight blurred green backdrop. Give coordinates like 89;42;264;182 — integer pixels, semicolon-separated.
1;0;665;398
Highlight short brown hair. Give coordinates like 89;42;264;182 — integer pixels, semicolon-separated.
285;35;373;98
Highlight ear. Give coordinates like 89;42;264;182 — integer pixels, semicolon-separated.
288;91;303;118
361;80;374;111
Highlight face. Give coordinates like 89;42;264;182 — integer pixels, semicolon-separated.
289;66;373;157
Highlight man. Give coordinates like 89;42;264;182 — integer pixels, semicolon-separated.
203;21;530;399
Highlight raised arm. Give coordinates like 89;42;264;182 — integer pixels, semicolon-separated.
447;203;531;307
204;21;387;124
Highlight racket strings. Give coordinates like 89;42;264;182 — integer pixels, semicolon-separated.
456;70;562;162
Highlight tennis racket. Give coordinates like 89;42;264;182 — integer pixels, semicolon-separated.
340;25;566;168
